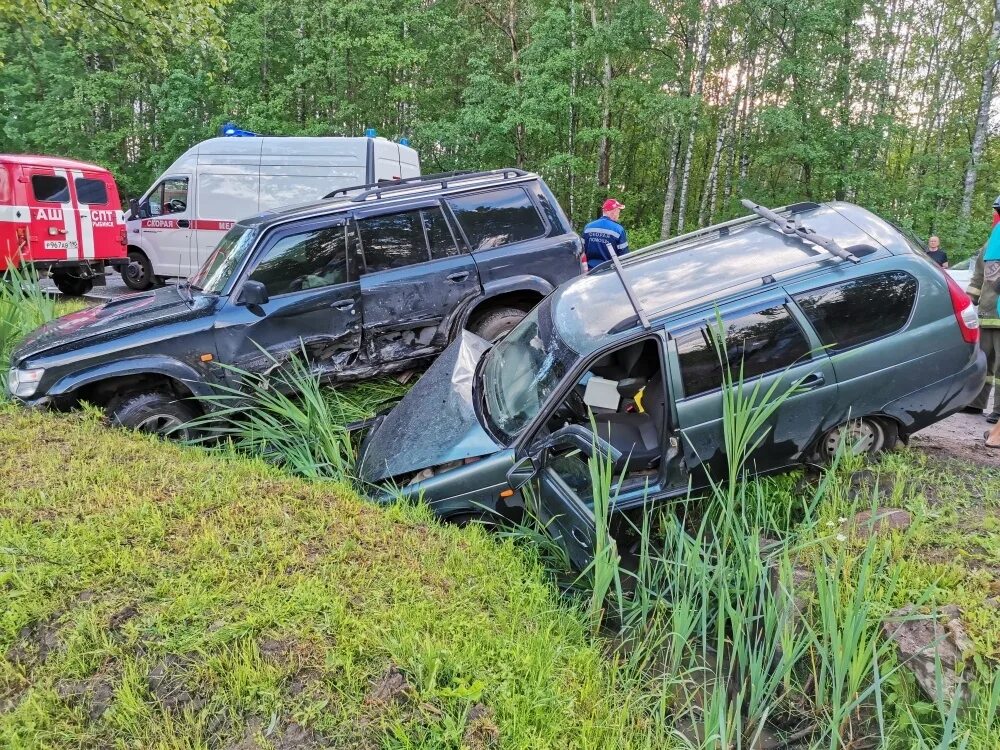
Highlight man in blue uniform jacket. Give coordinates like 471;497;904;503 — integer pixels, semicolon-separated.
582;198;628;270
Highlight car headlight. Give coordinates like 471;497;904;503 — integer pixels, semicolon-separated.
7;367;45;398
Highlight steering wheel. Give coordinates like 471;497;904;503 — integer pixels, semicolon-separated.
551;386;588;425
167;198;186;212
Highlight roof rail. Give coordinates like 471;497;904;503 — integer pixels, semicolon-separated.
349;168;531;202
323;170;477;200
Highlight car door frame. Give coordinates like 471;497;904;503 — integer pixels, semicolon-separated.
214;213;363;382
508;328;686;567
352;198;482;362
138;174;193;278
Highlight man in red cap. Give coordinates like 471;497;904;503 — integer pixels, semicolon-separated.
582;198;629;270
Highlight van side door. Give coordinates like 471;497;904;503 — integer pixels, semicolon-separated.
668;297;839;485
72;170;122;262
355;201;481;363
213;216;363;380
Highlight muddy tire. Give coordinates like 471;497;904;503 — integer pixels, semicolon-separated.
123;249;154;291
52;273;93;297
108;391;196;441
817;417;898;461
470;306;525;342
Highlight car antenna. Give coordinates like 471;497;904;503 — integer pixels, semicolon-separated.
741;199;861;264
605;243;651;329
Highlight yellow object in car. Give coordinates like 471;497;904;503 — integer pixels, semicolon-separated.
635;386;646;413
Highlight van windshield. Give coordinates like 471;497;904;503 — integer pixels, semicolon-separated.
190;224;259;294
479;300;579;441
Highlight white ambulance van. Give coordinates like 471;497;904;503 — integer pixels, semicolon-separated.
123;133;420;290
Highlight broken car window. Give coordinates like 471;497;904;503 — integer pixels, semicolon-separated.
447;187;546;251
675;305;810;398
249;224;350;296
358;210;431;272
190;224;259;294
480;299;579;440
793;271;918;353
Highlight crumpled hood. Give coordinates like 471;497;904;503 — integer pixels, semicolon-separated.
358;330;503;482
13;286;201;365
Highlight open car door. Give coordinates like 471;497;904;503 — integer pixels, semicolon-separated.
511;425;622;570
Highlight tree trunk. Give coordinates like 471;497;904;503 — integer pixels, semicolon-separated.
961;0;1000;221
676;0;714;235
698;113;728;227
660;128;681;240
592;3;612;190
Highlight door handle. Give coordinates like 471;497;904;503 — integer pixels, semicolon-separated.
446;271;470;283
332;299;355;311
177;219;190;228
800;372;826;390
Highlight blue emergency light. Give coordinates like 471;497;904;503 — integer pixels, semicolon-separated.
400;138;410;146
365;128;377;138
220;122;257;137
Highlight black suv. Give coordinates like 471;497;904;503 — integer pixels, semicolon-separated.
8;169;583;435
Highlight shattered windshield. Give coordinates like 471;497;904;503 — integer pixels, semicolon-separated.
189;224;259;294
480;300;579;441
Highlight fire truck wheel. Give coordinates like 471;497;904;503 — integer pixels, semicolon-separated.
108;391;196;441
52;273;94;297
123;249;154;291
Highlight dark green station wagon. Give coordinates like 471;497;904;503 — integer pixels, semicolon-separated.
358;200;986;567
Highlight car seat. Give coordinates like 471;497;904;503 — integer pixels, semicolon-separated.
592;370;666;472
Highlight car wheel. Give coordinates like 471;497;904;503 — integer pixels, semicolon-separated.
123;250;154;291
470;306;526;342
108;391;196;441
817;417;897;461
52;273;93;297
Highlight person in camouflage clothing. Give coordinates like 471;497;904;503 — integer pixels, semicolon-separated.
967;196;1000;423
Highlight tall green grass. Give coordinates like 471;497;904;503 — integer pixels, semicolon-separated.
0;263;57;364
188;352;408;480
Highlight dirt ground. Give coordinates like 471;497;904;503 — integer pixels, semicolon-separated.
909;406;1000;468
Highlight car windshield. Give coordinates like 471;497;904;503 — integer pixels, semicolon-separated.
189;224;259;294
479;300;579;441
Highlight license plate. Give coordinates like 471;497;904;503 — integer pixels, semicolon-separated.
43;240;78;251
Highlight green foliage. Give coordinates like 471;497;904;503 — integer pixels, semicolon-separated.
0;265;58;365
3;0;999;256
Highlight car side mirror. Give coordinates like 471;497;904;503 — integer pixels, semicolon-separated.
237;280;269;306
139;199;151;219
506;455;538;491
128;197;140;221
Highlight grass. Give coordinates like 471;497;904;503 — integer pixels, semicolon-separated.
0;405;681;748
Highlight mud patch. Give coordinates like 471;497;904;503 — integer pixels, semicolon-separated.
364;664;415;708
147;654;204;712
55;673;115;720
909;412;1000;468
6;616;62;667
463;703;500;750
109;603;140;633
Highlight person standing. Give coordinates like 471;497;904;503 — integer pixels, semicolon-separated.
583;198;628;270
926;236;949;268
967;198;1000;423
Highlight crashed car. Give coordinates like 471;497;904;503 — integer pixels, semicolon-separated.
358;200;986;568
7;169;583;435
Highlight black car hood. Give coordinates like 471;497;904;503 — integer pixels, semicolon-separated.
358;330;503;482
13;286;208;364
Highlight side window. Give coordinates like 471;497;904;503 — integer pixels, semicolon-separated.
148;178;189;216
74;177;108;205
249;224;350;296
447;187;546;251
357;210;430;272
793;272;918;352
423;206;460;259
31;175;69;203
675;305;811;398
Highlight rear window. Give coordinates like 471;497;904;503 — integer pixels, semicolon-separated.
31;175;69;203
793;271;918;352
675;305;811;398
447;187;545;250
74;177;108;205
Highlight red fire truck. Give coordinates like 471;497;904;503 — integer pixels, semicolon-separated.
0;154;127;295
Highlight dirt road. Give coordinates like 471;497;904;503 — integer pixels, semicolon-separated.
910;408;1000;467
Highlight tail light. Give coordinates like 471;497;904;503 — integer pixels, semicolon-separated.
580;251;588;274
943;272;979;344
119;228;127;246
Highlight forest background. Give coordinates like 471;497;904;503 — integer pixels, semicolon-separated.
3;0;1000;258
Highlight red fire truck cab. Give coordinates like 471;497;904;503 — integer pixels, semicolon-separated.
0;154;127;295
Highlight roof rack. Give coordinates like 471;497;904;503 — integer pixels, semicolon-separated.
347;168;530;203
741;199;861;264
323;170;477;200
